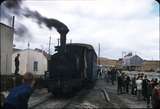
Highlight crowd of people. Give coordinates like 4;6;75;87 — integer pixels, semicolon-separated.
97;67;117;85
115;70;160;108
97;67;160;108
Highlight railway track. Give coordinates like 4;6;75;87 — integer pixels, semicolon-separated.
29;87;109;109
29;89;89;109
29;93;52;109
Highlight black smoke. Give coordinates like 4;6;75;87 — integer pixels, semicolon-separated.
14;23;32;41
24;8;69;34
15;23;31;38
1;0;69;38
3;0;22;9
0;0;32;39
155;0;160;4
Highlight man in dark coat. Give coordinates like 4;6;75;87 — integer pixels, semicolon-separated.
14;54;20;75
125;75;130;94
131;74;137;95
3;72;35;109
117;73;123;94
142;75;149;100
111;68;116;85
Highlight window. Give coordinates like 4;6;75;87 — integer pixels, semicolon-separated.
33;61;38;71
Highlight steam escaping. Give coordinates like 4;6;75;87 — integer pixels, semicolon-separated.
1;0;69;36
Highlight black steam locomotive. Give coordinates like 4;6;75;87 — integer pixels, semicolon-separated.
44;19;97;95
45;43;97;95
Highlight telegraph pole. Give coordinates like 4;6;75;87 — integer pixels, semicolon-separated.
27;42;30;72
12;16;15;29
98;43;100;65
48;36;51;55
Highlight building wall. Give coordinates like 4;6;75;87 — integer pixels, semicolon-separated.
122;55;143;66
0;23;13;75
12;49;48;75
142;61;160;72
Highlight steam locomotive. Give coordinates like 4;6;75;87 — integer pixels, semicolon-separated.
45;43;97;95
43;19;97;95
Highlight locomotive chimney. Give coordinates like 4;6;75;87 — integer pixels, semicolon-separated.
58;27;69;53
60;33;66;53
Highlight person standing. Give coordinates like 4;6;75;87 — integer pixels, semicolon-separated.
136;76;143;100
117;72;123;94
125;75;130;94
107;69;111;83
152;82;160;109
146;80;152;108
111;68;116;85
121;73;126;93
142;75;149;100
14;54;20;75
3;72;36;109
131;74;137;95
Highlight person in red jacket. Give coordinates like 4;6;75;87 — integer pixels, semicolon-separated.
152;81;160;109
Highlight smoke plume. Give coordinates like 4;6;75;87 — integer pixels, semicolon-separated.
15;23;32;39
1;0;69;38
0;0;32;39
24;8;69;34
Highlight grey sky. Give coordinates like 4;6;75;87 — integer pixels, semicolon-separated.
1;0;159;60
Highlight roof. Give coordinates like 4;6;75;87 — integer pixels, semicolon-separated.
13;48;22;53
0;23;13;29
12;49;48;59
123;55;143;60
66;43;94;50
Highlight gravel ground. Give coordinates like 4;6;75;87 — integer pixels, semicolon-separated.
93;79;128;108
32;80;129;109
28;88;51;109
63;88;112;109
3;80;150;109
104;80;152;108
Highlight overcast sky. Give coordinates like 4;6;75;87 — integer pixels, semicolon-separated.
1;0;159;60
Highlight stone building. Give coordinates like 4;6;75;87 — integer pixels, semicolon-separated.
122;53;144;71
12;49;48;75
0;23;14;75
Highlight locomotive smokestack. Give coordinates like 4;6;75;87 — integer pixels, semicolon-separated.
60;32;67;53
57;27;69;53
